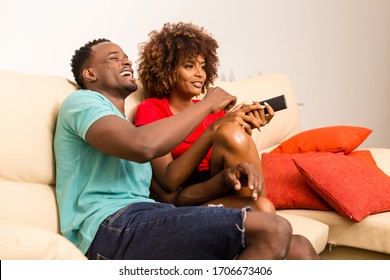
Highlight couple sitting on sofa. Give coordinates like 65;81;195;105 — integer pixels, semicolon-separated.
54;22;320;259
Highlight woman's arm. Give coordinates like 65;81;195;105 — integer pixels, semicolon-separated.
150;102;271;192
150;127;215;192
173;172;233;206
152;162;261;206
150;171;232;206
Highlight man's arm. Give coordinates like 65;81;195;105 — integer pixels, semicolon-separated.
151;162;262;206
86;87;236;163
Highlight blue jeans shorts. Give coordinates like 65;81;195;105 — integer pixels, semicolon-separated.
86;202;251;260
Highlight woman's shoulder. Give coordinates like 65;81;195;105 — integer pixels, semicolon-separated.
135;97;171;125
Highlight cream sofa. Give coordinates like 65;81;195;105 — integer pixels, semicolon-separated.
0;69;389;260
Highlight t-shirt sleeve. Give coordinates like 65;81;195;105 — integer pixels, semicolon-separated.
60;92;117;140
134;98;169;127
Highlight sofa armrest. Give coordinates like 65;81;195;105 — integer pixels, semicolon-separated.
0;219;87;260
368;148;390;176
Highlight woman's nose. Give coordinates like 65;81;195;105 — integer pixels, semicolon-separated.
195;67;203;77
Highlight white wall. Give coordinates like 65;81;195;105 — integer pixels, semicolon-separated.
1;0;389;148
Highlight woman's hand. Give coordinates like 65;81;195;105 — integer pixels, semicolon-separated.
209;101;274;135
242;101;274;130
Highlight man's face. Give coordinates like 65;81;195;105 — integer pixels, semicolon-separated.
87;42;137;95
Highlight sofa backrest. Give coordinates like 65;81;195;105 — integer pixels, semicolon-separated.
0;70;78;186
0;70;300;187
213;75;301;153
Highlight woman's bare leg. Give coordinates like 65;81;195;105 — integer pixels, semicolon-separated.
206;124;319;259
210;123;276;213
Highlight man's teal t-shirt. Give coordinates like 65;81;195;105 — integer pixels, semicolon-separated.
54;90;154;254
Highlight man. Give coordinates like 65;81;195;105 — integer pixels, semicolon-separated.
54;38;319;260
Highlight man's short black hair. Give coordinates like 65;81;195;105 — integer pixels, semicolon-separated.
71;38;111;88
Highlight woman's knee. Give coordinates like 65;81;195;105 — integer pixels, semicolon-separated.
214;123;250;150
255;197;276;213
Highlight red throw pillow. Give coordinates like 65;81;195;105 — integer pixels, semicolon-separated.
262;153;331;210
270;126;372;154
347;150;377;167
293;152;390;222
348;150;390;178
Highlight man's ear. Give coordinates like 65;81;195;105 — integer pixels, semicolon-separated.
83;68;97;82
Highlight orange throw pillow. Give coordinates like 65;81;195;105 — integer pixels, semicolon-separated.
270;126;372;154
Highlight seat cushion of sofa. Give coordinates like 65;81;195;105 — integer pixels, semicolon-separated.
0;219;86;260
278;209;390;254
0;181;59;233
276;212;329;254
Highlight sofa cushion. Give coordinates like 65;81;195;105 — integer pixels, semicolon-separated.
270;126;372;154
0;70;77;185
293;152;390;222
278;209;390;255
0;181;59;233
262;153;331;210
0;219;86;260
276;212;329;254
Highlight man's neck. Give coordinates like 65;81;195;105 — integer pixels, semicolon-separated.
87;86;127;116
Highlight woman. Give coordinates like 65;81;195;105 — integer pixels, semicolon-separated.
135;22;275;213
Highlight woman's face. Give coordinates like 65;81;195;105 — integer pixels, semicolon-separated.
172;55;206;98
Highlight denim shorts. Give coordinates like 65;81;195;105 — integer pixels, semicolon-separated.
86;202;250;260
